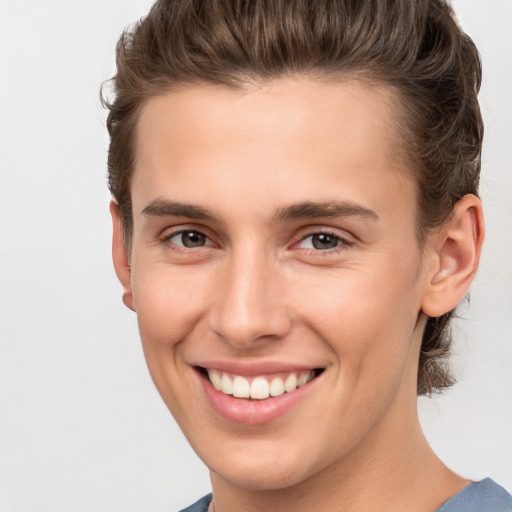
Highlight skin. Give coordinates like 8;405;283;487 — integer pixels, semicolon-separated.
111;78;484;511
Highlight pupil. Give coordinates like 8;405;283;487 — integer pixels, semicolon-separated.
182;231;205;247
312;233;338;250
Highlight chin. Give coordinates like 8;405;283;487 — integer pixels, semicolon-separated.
213;460;313;491
198;436;329;492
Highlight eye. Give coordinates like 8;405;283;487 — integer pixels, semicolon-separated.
298;232;345;251
167;230;210;248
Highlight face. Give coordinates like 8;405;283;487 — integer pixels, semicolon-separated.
118;79;434;490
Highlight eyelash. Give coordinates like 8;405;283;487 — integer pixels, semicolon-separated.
159;227;353;255
159;228;216;252
294;230;353;255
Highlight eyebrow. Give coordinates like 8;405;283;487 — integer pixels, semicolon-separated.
141;199;215;220
272;201;380;223
141;199;379;223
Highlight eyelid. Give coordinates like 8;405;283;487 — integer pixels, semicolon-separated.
157;224;354;253
159;224;217;248
291;227;355;252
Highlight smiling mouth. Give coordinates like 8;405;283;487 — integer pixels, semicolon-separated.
198;367;325;400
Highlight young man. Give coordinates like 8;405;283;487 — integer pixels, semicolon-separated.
103;1;512;510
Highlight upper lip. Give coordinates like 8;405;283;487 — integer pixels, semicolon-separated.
192;359;324;376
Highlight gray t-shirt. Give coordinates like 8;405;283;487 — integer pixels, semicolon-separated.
179;478;512;512
436;478;512;512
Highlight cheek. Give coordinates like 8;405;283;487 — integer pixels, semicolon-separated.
129;265;212;421
298;272;422;452
131;264;210;350
298;263;422;375
299;264;418;331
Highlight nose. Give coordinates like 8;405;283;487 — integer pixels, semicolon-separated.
208;248;292;348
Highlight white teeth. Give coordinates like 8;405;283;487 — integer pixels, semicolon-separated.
284;373;298;392
269;377;285;397
221;373;233;395
207;369;317;400
298;371;313;387
232;376;250;398
207;369;222;391
250;377;270;400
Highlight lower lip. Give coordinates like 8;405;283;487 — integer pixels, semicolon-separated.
198;371;320;426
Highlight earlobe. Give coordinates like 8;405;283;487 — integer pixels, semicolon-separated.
421;194;485;318
110;200;136;312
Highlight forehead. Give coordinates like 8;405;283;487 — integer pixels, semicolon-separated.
132;78;415;225
136;78;403;165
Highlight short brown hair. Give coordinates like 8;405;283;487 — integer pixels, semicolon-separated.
102;0;483;395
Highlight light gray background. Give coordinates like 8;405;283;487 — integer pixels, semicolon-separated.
0;1;511;511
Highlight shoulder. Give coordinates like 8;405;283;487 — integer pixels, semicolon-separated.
436;479;512;512
178;494;212;512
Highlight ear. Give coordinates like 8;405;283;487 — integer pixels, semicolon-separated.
421;194;485;317
110;201;135;312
